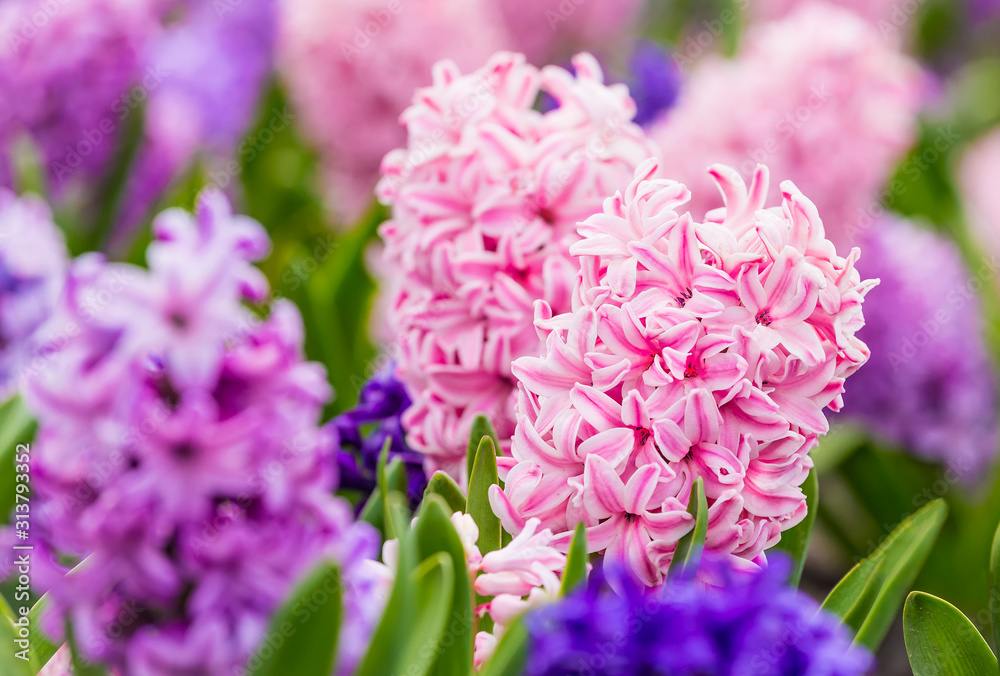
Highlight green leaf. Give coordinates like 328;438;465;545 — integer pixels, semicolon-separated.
358;441;407;539
667;478;707;580
821;499;948;651
0;598;31;676
904;592;997;676
989;515;1000;654
425;471;467;513
246;561;343;676
397;553;456;676
479;617;529;676
773;467;818;587
355;531;418;676
27;595;60;673
467;414;500;482
559;522;588;596
413;495;475;674
468;436;502;557
0;396;38;526
840;559;888;634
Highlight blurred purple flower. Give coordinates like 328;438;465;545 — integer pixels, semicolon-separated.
627;41;681;127
523;555;873;676
25;191;386;675
841;219;999;479
0;0;154;192
331;364;426;507
114;0;276;242
0;190;67;395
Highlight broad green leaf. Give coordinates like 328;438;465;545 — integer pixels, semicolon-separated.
904;592;997;676
67;619;108;676
773;468;818;587
821;499;948;651
27;595;60;673
0;614;32;676
246;562;343;676
0;396;38;526
397;553;455;676
667;478;707;580
425;471;467;513
840;559;887;634
468;436;502;557
413;496;475;674
467;414;501;482
479;617;529;676
559;523;588;596
355;531;418;676
990;516;1000;654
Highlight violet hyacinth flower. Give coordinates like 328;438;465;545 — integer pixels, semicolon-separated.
840;219;999;479
25;191;385;675
0;190;67;395
331;364;427;506
113;0;277;243
0;0;154;193
523;554;873;676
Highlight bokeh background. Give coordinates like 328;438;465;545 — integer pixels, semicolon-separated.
4;0;1000;672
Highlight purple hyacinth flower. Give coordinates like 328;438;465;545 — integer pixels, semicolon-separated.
0;0;153;193
627;41;682;127
0;190;67;395
25;190;386;676
113;0;276;243
523;554;873;676
840;219;999;481
332;364;426;507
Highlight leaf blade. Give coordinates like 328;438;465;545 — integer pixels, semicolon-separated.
904;592;997;676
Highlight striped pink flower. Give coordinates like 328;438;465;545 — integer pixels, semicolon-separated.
492;158;875;588
377;51;656;481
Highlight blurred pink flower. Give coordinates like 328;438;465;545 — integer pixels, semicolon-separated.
960;127;1000;264
750;0;908;30
492;159;874;588
377;51;656;481
277;0;506;222
492;0;643;63
649;1;923;248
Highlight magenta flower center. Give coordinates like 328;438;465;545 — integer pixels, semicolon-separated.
674;287;694;307
754;309;773;326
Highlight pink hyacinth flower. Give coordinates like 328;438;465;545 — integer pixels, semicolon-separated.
495;158;875;588
377;51;657;482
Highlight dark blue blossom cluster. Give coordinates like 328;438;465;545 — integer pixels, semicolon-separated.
523;555;873;676
332;364;426;506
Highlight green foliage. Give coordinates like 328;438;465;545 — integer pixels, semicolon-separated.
904;592;997;676
0;396;37;527
413;496;475;674
396;553;456;676
425;471;467;513
821;499;948;650
773;468;818;587
246;562;343;676
359;441;409;539
27;595;59;673
467;415;501;482
559;523;588;596
667;478;707;580
468;437;502;557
